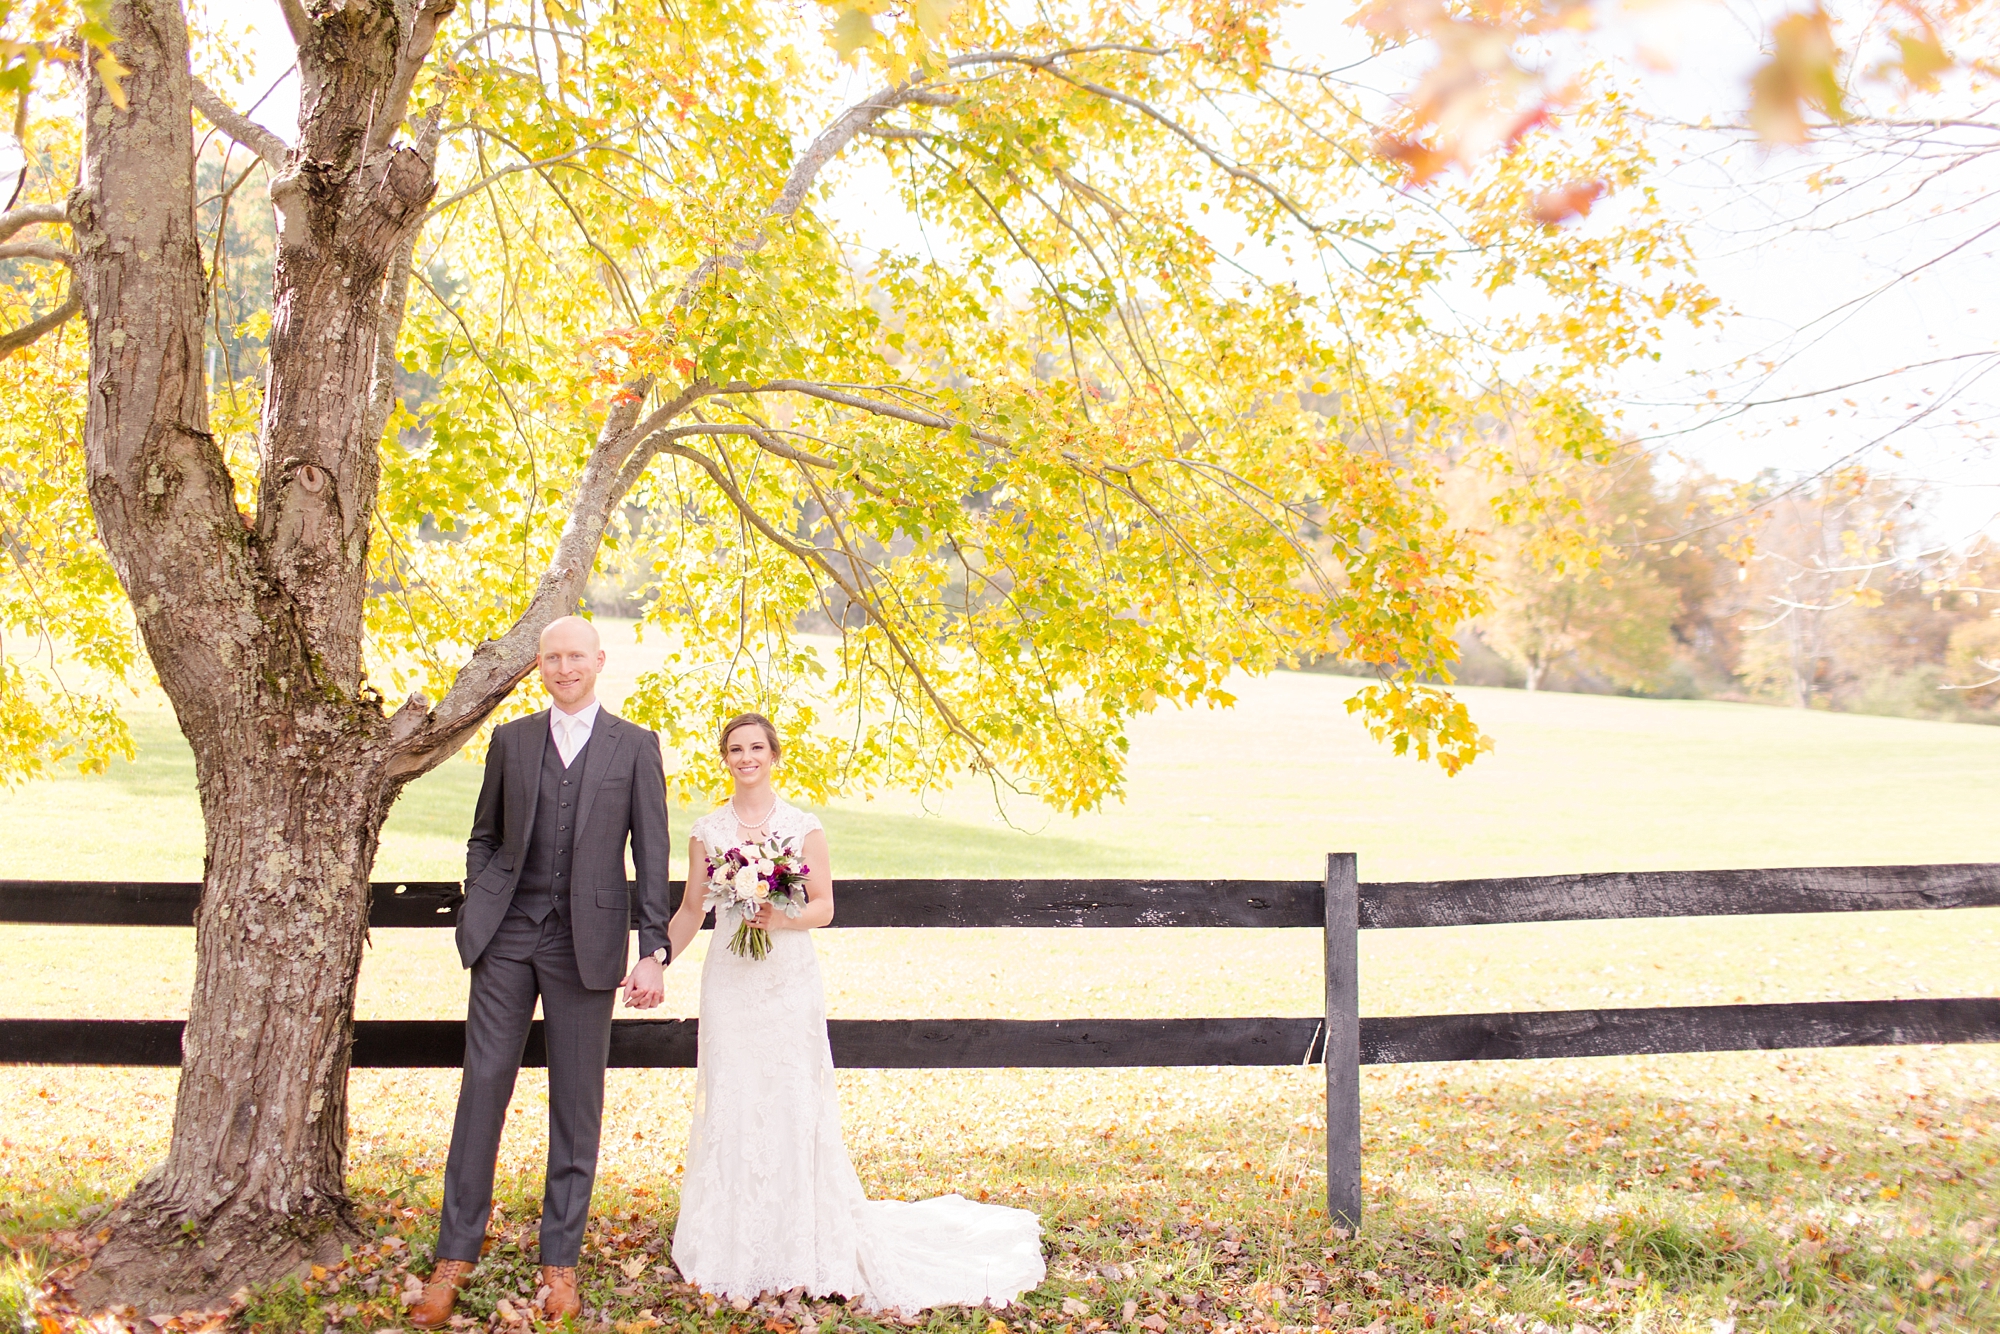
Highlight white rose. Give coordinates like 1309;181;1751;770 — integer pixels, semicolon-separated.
733;864;768;901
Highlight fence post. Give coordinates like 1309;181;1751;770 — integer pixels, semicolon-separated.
1324;852;1361;1232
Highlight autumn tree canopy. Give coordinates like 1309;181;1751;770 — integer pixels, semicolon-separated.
0;0;1705;1306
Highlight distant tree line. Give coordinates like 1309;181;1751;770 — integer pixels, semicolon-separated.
1386;445;2000;723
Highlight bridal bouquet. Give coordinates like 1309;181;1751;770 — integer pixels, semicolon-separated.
702;835;810;960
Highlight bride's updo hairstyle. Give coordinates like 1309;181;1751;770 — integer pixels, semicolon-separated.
719;712;783;759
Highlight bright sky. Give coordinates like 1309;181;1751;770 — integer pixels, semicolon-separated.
197;0;1999;545
1589;1;2000;546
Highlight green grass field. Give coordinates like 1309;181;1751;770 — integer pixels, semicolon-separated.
11;623;1999;884
2;652;1997;1333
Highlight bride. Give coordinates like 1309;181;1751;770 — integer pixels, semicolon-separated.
659;712;1045;1312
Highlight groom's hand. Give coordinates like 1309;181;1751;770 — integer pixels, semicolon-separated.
622;957;665;1009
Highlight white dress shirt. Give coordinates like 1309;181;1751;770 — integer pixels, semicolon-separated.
549;699;600;768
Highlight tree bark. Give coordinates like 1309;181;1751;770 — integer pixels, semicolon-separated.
76;761;393;1306
70;0;438;1309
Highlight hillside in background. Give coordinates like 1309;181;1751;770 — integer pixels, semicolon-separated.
4;636;1993;886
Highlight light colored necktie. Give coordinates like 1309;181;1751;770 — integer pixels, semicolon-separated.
558;716;576;766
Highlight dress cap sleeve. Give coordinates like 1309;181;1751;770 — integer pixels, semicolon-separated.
771;799;822;840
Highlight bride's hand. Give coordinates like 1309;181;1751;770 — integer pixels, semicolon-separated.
748;903;786;930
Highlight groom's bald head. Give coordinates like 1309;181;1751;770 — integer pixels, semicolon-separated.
540;615;601;653
538;615;604;710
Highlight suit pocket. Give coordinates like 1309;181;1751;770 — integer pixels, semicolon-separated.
472;865;510;894
594;889;629;910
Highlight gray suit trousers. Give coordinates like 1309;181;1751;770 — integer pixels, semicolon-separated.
437;905;616;1266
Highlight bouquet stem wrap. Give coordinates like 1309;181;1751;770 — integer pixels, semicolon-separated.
729;915;775;960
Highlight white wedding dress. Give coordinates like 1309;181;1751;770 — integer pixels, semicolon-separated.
670;799;1045;1313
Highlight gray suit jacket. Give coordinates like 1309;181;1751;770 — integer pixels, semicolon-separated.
460;708;673;990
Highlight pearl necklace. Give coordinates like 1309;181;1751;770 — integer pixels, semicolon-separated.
730;795;777;834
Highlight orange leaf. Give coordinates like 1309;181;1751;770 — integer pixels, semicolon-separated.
1528;179;1605;225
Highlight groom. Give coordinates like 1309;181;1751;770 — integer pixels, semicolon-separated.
413;616;673;1327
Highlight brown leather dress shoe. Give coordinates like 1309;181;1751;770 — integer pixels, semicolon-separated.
408;1258;476;1330
538;1265;582;1321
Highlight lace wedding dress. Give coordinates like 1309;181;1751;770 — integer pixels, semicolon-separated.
670;799;1045;1313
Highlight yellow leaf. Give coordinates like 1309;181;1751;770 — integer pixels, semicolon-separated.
1748;5;1844;143
1889;31;1951;91
95;51;131;110
912;0;958;40
827;7;876;58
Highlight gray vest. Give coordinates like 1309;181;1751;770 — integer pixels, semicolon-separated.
512;728;594;920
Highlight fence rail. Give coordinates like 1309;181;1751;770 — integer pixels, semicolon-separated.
6;861;1997;930
4;860;1998;1229
7;998;1994;1070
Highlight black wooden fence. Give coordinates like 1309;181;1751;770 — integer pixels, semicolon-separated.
4;859;1999;1229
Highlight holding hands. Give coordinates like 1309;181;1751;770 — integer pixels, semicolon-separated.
622;955;665;1009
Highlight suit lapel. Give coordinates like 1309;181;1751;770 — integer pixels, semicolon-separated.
571;711;625;842
515;711;549;848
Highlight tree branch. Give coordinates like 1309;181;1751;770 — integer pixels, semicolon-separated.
191;79;290;168
394;377;706;771
722;378;1007;446
650;439;995;766
371;0;459;153
0;241;74;264
1941;658;2000;691
606;416;868;523
275;0;310;45
530;159;642;321
630;420;836;471
363;109;443;470
948;50;1323;234
421;140;601;219
0;202;65;245
725;376;1307;597
450;21;584;60
671;81;944;310
0;287;81;357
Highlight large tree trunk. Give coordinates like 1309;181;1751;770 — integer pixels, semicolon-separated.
70;0;438;1309
78;748;395;1305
